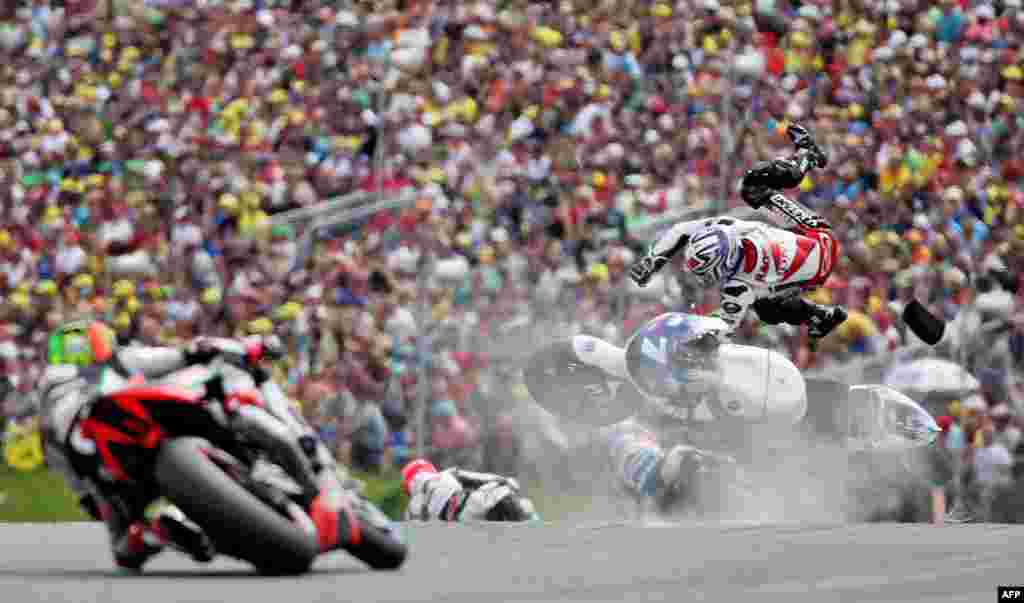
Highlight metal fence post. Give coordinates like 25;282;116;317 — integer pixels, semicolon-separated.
414;253;434;460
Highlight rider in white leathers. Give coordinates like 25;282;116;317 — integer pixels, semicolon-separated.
629;123;847;339
523;125;849;509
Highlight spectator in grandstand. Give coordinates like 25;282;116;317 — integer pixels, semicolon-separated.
969;420;1014;520
989;442;1024;523
350;401;389;474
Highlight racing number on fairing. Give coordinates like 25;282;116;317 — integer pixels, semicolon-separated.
642;337;668;365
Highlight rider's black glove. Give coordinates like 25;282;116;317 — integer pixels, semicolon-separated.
630;254;669;288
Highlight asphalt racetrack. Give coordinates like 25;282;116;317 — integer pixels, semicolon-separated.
1;521;1021;602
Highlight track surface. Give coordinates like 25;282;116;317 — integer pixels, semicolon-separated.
0;522;1021;602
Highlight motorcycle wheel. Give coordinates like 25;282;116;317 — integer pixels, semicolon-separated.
154;437;319;575
343;495;408;570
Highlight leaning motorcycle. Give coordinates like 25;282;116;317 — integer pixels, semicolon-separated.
81;342;407;575
522;312;941;518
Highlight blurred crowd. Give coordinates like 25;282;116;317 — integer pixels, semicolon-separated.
2;0;1024;516
914;387;1024;523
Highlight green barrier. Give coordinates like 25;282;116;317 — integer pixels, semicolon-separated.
0;465;409;523
0;466;89;522
353;469;409;521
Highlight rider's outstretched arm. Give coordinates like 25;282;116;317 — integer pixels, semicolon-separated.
629;220;709;287
115;337;259;380
115;347;191;379
650;220;709;259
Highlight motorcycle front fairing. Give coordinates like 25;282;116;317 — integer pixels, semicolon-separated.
714;343;807;427
843;385;940;453
621;312;808;428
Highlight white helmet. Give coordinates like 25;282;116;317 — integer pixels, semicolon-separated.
682;225;737;288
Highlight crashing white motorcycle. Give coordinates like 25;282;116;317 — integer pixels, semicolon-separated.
521;312;940;518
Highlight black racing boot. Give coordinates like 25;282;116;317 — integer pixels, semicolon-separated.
112;507;214;571
807;304;847;339
787;123;828;169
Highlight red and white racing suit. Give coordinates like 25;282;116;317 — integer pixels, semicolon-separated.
647;210;840;330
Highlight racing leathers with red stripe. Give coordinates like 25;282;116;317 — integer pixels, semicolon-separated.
630;123;846;339
639;214;840;334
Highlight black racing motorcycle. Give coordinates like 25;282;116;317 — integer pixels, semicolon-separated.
82;344;407;574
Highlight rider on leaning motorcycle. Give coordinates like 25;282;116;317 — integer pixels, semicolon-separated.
37;318;353;571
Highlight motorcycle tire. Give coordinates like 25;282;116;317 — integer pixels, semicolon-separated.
154;437;319;575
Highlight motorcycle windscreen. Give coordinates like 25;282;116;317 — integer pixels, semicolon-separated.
844;385;940;451
624;313;733;401
715;344;808;426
